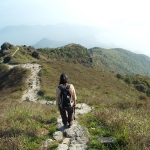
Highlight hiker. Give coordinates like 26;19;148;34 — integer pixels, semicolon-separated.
56;73;77;127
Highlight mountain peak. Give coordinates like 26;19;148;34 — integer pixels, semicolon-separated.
34;38;67;49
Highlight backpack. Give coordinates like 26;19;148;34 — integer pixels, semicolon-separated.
58;85;72;109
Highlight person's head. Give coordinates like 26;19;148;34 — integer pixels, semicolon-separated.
59;73;68;85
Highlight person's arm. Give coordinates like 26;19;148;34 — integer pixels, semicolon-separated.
70;84;77;106
56;87;61;107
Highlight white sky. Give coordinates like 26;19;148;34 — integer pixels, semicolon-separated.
1;0;150;56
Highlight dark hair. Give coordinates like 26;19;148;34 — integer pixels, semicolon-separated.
59;73;68;85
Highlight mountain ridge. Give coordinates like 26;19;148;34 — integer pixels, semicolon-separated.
90;47;150;76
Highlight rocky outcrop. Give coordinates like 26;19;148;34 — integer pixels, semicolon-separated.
3;55;12;63
0;42;14;56
0;49;10;56
1;42;14;50
32;51;40;59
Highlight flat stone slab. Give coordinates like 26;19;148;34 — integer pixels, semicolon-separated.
69;144;87;150
97;136;117;144
53;131;63;142
62;138;71;145
75;103;92;115
38;100;56;105
41;139;53;148
57;144;68;150
63;125;90;144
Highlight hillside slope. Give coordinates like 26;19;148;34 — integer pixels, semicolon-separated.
0;44;150;149
37;43;92;67
90;47;150;76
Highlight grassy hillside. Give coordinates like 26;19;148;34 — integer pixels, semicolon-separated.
0;64;30;102
0;44;150;149
37;43;92;67
90;47;150;77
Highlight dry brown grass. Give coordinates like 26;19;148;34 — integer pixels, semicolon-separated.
0;66;30;105
0;102;58;150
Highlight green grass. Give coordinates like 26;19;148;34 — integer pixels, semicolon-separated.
9;47;38;64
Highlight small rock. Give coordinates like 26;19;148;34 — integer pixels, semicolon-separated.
38;100;47;104
75;103;92;115
42;139;53;148
97;136;117;144
68;144;76;150
62;138;71;145
76;136;89;144
75;144;87;150
64;128;76;138
57;144;68;150
53;131;63;142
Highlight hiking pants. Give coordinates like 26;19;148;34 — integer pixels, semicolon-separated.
59;107;73;125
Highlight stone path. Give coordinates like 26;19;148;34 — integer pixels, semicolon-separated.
56;103;92;150
40;103;92;150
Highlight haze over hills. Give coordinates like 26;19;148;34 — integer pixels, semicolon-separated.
1;23;150;57
0;24;117;49
34;38;68;48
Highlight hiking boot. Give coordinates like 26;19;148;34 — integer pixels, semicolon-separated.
64;125;68;128
68;123;73;128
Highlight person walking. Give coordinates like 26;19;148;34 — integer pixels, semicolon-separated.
56;73;77;127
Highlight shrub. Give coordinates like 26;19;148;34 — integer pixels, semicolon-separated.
135;84;147;93
146;90;150;97
3;56;12;63
37;90;45;96
136;94;148;108
124;77;131;84
116;74;123;79
139;94;148;101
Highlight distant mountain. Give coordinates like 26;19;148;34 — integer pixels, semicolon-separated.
90;47;150;76
34;38;67;48
0;24;112;48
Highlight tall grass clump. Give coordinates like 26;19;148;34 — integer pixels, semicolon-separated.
78;97;150;150
0;103;58;149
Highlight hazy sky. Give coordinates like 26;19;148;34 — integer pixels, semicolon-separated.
1;0;150;56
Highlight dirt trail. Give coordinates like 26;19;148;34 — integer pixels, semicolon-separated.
8;63;41;101
12;47;19;56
